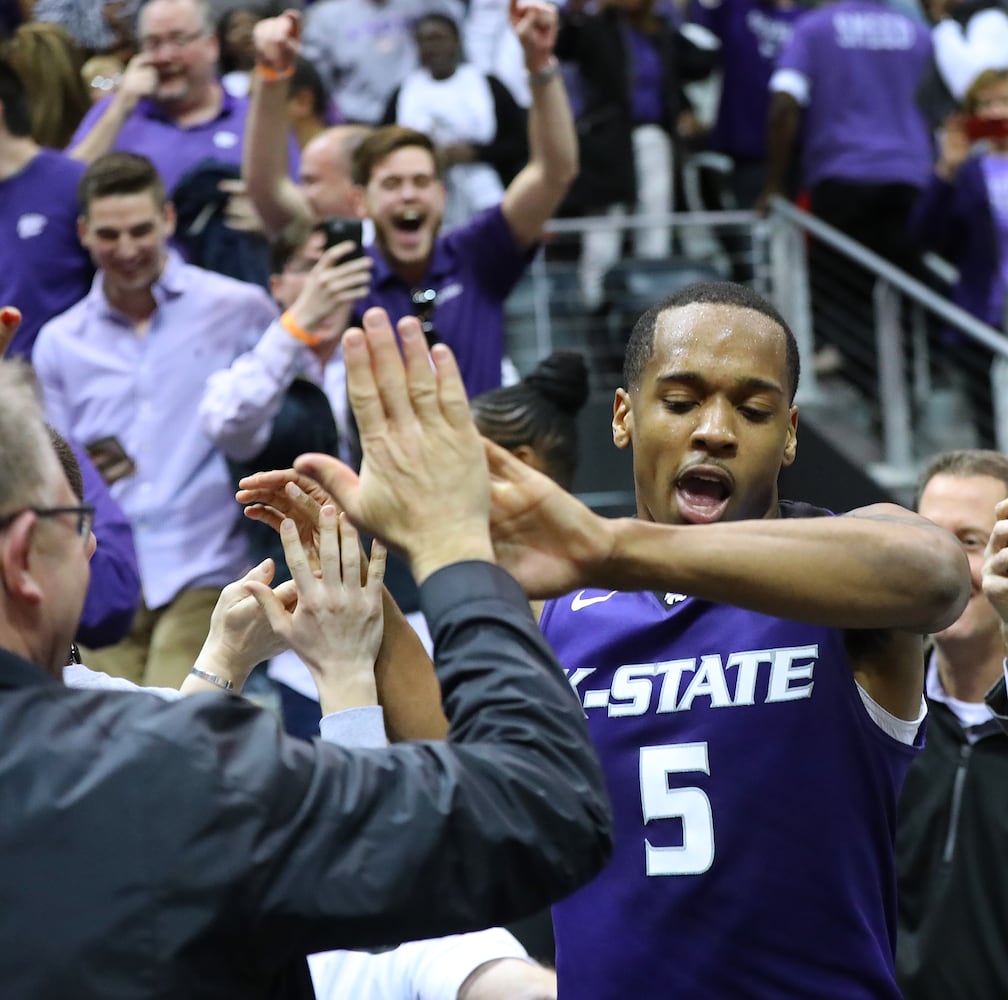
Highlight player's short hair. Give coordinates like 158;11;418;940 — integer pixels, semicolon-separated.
622;281;801;402
47;426;84;503
78;152;167;215
351;126;441;186
915;449;1008;508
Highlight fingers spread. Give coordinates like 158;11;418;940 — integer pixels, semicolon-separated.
295;453;361;520
398;317;440;419
430;343;471;427
362;308;414;428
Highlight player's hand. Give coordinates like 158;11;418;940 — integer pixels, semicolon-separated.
511;0;558;73
254;9;301;75
0;306;21;358
983;498;1008;646
191;559;297;688
286;243;372;338
246;508;386;714
485;438;612;597
295;307;494;583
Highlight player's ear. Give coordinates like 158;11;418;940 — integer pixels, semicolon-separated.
613;388;633;450
782;405;798;468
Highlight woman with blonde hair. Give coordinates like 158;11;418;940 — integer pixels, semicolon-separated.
2;22;90;149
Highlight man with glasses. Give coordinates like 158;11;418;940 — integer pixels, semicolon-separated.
69;0;299;198
0;317;612;996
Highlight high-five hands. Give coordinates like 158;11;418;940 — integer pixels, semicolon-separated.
294;308;494;584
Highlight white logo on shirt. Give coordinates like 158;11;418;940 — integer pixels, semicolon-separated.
664;593;688;606
212;130;239;149
571;590;618;611
17;213;47;239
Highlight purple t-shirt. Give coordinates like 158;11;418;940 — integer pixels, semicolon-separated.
541;585;918;999
354;206;534;397
982;154;1008;320
0;150;93;360
773;2;932;188
689;0;806;160
70;89;300;196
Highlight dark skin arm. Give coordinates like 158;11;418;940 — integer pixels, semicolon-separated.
757;91;801;213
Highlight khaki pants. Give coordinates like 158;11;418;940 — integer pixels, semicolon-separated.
82;587;221;689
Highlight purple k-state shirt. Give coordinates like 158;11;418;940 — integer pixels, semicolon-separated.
354;205;535;398
688;0;807;161
70;88;300;197
541;551;919;997
771;1;933;189
0;150;93;360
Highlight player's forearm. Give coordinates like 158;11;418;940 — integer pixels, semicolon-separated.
243;74;308;235
526;68;578;196
600;508;969;632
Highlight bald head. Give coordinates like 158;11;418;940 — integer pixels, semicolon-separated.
299;125;371;220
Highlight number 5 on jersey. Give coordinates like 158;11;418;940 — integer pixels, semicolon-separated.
640;743;715;876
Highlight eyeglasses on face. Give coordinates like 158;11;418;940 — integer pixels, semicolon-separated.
0;505;96;540
139;29;206;54
410;287;440;347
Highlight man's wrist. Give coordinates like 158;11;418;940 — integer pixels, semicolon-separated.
527;56;560;86
410;536;496;585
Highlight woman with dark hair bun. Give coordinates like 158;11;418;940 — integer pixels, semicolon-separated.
471;351;589;491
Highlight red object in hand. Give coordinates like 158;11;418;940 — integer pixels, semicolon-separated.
963;116;1008;142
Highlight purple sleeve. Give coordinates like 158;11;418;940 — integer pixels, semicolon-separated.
69;96;112;150
775;15;814;75
454;206;537;302
73;443;142;649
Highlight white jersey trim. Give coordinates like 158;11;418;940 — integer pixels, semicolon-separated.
769;67;811;106
855;681;926;746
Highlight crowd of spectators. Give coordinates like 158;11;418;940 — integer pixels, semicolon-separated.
3;0;1008;997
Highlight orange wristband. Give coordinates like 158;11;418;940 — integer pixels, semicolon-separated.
256;62;294;83
280;311;322;348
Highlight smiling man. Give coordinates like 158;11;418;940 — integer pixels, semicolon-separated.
476;280;972;998
32;151;277;689
69;0;298;197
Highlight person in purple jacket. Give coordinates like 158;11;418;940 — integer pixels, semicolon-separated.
908;67;1008;444
479;280;971;998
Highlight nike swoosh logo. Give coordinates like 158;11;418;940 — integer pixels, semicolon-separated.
570;590;619;611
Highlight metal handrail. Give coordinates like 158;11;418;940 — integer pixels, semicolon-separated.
769;198;1008;357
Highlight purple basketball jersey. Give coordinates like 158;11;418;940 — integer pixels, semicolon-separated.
542;589;918;999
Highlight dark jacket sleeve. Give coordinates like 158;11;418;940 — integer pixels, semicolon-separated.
143;562;612;962
986;673;1008;735
73;442;141;648
381;88;399;127
906;171;967;259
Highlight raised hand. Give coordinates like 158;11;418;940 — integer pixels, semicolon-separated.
295;308;494;584
983;498;1008;645
936;115;971;181
284;242;373;340
189;559;297;690
510;0;558;73
246;507;387;714
486;438;611;598
253;8;301;75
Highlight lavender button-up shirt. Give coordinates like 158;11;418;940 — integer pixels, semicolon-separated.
33;250;278;609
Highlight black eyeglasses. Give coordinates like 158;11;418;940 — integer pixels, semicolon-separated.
0;505;96;540
410;287;440;347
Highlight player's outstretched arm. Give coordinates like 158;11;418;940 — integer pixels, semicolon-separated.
487;441;969;634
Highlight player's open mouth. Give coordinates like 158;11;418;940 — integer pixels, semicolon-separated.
393;212;425;234
675;467;733;524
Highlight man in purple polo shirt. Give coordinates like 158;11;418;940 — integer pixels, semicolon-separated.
69;0;297;207
250;2;578;399
32;152;278;689
0;60;93;360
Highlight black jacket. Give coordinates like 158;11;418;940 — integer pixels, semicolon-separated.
895;694;1008;1000
0;563;611;998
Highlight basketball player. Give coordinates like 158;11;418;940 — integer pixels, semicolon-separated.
483;281;970;999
